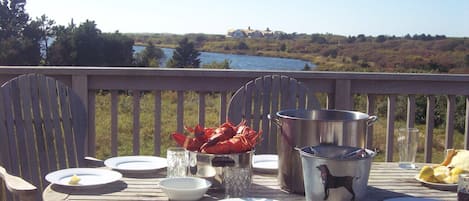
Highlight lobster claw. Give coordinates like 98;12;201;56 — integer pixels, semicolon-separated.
171;133;203;151
172;133;188;147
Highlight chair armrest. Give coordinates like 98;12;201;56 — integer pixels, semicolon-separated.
0;166;37;201
84;156;105;167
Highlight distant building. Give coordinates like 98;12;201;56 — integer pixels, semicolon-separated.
227;29;247;38
227;27;281;39
248;30;263;38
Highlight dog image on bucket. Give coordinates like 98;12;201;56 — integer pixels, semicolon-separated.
316;164;357;201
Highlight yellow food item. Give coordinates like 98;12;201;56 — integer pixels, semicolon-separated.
451;167;464;175
68;174;81;185
447;167;465;184
417;149;468;184
448;150;469;172
418;165;434;181
433;166;450;182
440;149;457;166
442;173;459;184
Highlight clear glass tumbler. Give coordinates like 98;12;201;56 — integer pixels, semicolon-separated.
166;147;188;177
458;174;469;201
397;128;419;169
223;166;252;198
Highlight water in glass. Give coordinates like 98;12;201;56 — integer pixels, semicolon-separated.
166;147;188;177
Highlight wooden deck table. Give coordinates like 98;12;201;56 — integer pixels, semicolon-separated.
43;162;457;201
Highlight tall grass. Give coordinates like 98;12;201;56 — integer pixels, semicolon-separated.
94;91;223;159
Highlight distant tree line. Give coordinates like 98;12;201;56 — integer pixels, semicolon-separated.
47;20;134;66
0;0;41;65
0;0;206;68
313;34;448;45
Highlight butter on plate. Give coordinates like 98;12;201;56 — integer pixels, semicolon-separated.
68;174;81;185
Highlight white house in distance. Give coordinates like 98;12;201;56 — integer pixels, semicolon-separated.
227;27;284;39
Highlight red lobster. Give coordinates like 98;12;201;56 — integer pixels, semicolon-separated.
199;122;237;151
171;124;213;151
171;120;262;154
201;124;262;154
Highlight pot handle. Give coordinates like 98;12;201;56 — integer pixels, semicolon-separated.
367;115;378;126
267;113;281;128
268;113;296;148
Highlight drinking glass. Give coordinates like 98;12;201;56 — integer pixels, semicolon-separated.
458;174;469;201
397;128;419;169
223;167;252;198
166;147;188;177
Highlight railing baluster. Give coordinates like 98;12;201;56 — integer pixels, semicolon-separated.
446;95;456;149
425;96;436;163
366;94;375;149
154;90;162;156
220;92;227;124
111;90;118;156
386;95;396;162
335;80;352;110
407;95;416;128
327;93;334;109
87;90;96;157
132;90;141;155
463;96;469;150
177;91;184;134
199;92;206;127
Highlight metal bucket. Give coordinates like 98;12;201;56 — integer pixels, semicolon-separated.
297;145;375;201
268;109;377;194
187;150;254;189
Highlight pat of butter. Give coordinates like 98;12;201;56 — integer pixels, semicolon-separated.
68;174;81;185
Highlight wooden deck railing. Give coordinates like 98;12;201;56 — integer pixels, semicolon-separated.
1;66;469;163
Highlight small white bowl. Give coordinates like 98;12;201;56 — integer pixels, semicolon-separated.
159;177;211;201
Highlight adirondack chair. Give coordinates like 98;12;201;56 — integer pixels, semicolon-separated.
0;74;96;201
227;75;320;154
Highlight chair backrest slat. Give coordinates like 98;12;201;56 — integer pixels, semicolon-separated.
37;75;58;172
0;74;87;201
48;77;68;169
18;74;42;190
227;75;320;154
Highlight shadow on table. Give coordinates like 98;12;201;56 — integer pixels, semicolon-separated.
366;186;411;200
120;171;166;178
201;185;416;200
201;181;299;200
51;180;127;195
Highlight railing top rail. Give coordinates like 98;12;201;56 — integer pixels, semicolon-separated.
1;66;469;82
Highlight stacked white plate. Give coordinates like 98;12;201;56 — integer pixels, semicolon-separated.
252;154;278;174
104;155;167;173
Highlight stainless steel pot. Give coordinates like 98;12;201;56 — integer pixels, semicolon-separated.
187;150;254;189
268;109;377;194
297;145;375;201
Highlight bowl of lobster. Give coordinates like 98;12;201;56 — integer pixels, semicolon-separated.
172;120;262;189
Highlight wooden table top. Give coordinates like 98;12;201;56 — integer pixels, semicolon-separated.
43;162;457;201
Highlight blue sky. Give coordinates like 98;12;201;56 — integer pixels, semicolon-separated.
25;0;469;37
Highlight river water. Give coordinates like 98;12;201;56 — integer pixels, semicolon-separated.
133;46;315;71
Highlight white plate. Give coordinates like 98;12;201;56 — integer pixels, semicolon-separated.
45;168;122;188
104;155;167;173
252;154;278;174
220;198;278;201
384;197;440;201
414;175;457;191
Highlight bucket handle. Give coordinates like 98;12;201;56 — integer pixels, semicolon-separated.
367;115;378;126
294;146;318;157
